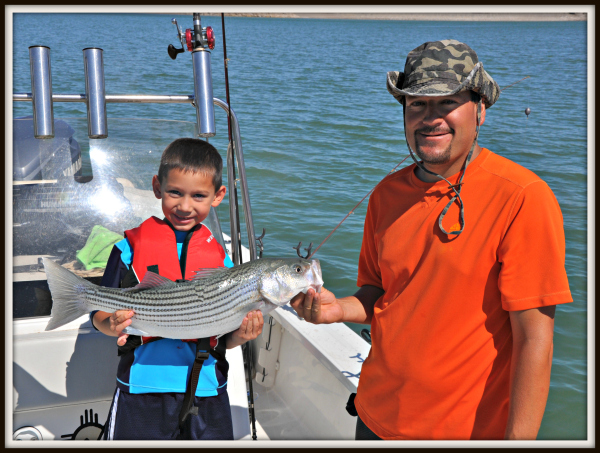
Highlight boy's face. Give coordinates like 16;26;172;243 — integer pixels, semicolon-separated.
152;168;226;232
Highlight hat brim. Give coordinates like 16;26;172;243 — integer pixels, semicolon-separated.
387;62;499;108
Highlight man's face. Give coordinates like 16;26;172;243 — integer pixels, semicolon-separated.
404;91;485;170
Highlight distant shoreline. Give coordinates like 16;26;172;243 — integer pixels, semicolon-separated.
181;12;587;22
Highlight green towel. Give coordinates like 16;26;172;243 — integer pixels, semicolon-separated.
76;225;124;270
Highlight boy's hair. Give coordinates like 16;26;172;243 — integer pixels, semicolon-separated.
157;138;223;191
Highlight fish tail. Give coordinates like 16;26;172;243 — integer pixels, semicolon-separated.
42;257;94;331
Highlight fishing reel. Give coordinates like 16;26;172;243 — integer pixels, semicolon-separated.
168;13;215;60
168;13;217;137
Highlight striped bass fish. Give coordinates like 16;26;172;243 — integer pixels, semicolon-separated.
42;256;323;339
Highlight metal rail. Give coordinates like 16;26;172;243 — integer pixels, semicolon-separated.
13;93;195;103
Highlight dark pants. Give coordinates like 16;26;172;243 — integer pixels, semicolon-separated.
355;415;383;440
101;388;234;440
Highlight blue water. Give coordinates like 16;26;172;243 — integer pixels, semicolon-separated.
12;13;588;440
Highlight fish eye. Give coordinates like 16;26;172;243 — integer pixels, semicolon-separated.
293;265;302;273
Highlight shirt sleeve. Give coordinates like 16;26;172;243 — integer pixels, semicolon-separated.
357;192;383;289
497;180;573;311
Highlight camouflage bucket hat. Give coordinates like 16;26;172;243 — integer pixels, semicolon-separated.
386;39;500;108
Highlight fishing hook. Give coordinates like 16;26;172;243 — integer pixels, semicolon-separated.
293;241;313;259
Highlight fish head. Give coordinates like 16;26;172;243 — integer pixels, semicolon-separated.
259;258;324;306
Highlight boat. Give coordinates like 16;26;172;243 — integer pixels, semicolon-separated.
11;13;370;442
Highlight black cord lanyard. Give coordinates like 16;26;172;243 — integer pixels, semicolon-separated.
403;101;482;236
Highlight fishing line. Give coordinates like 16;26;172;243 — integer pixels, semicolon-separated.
221;13;244;265
302;155;411;259
500;76;530;92
301;76;530;259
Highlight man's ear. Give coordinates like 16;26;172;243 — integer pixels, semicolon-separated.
211;185;227;207
479;103;486;126
151;175;162;199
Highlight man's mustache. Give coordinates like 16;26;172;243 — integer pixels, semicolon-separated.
415;126;454;135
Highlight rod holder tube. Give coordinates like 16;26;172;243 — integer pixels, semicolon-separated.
83;48;108;139
192;48;216;137
28;46;54;138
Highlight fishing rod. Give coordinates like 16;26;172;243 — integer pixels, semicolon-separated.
221;15;244;267
220;12;258;441
295;75;533;260
169;12;259;440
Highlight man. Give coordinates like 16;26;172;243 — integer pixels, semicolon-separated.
290;40;572;440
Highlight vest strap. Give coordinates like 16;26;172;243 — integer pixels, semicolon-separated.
178;337;212;429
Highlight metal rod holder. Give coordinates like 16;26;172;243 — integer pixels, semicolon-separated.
28;46;54;138
13;91;257;260
83;48;107;139
192;48;216;137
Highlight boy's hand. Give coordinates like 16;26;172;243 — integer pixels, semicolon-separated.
109;310;135;346
226;310;264;349
290;287;343;324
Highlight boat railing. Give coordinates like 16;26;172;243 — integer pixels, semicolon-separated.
13;45;257;264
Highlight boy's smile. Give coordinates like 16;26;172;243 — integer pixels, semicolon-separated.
152;168;226;232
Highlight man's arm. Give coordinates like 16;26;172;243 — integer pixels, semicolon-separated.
505;305;556;440
290;285;384;325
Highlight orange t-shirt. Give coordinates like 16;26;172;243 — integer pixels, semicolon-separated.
355;148;572;440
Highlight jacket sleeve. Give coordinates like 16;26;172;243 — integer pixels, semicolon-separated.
100;244;130;288
357;192;383;289
89;244;131;330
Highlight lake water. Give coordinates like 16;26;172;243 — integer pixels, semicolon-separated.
11;13;588;440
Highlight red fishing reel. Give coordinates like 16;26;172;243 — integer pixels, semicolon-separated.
185;27;214;51
169;18;215;60
185;29;194;51
205;26;215;50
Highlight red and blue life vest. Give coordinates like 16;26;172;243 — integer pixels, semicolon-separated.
116;216;229;396
126;215;227;283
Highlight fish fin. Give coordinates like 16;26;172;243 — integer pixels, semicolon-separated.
190;267;231;281
122;326;151;336
133;271;177;290
42;257;94;331
258;278;282;305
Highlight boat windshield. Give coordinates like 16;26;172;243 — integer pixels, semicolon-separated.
13;117;227;320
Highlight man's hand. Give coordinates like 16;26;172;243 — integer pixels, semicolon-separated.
290;285;384;325
226;310;264;349
289;287;344;324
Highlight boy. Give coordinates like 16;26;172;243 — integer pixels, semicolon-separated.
91;137;264;440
